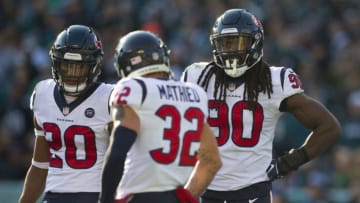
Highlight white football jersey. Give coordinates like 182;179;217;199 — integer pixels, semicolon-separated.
110;77;209;198
30;79;114;193
181;62;304;191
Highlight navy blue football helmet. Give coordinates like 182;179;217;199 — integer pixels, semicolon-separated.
114;30;171;78
49;25;104;95
210;9;264;77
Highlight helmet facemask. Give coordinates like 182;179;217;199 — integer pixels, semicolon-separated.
211;32;263;78
53;59;100;96
49;25;104;96
50;49;102;96
210;9;264;78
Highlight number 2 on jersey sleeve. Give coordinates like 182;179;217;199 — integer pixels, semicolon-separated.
114;86;131;105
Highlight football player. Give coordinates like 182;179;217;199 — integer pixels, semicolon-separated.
181;9;341;203
99;30;222;203
18;25;114;203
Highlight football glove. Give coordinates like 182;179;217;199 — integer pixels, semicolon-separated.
266;147;309;181
266;159;282;181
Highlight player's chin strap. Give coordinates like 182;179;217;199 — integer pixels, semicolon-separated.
100;126;137;203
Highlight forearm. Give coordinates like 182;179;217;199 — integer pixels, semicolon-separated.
19;166;47;203
184;159;221;197
302;120;341;159
287;94;341;160
100;125;137;203
185;123;222;197
184;165;214;197
275;117;340;176
100;154;124;203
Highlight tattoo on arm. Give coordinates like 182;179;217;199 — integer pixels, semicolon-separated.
112;105;126;121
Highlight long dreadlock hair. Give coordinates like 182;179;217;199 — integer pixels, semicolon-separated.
197;60;273;110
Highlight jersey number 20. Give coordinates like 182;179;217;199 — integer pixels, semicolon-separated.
43;123;96;169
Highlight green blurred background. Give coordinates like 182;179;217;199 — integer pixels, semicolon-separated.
1;0;360;202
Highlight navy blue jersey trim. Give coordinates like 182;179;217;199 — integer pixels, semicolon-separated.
54;83;101;116
280;68;287;90
108;88;114;114
133;79;147;105
183;71;188;82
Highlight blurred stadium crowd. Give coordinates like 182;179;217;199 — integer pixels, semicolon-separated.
0;0;360;202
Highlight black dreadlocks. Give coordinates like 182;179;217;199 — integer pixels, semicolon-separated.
197;61;273;110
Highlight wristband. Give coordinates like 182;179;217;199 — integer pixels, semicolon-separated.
277;147;309;175
32;159;49;169
34;128;44;136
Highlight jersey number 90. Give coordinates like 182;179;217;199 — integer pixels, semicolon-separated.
208;100;264;147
